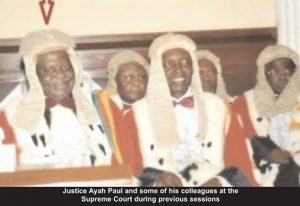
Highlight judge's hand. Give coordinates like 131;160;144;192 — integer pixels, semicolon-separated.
154;171;183;187
266;148;291;164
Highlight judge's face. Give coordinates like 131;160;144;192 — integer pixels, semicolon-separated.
162;48;193;99
115;61;148;103
264;57;296;95
198;58;217;93
36;50;75;101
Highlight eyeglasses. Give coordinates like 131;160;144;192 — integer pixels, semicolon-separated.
265;67;293;76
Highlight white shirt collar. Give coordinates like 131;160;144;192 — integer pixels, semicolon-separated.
111;94;133;110
172;87;193;102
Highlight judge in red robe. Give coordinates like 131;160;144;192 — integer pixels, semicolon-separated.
95;50;149;177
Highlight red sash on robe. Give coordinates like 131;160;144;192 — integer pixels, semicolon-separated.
224;95;260;186
109;99;143;177
0;111;19;164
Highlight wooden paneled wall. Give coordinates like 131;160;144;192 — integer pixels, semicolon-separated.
0;28;276;100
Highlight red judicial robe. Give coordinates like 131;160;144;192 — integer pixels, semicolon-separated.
96;92;143;177
225;95;260;186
